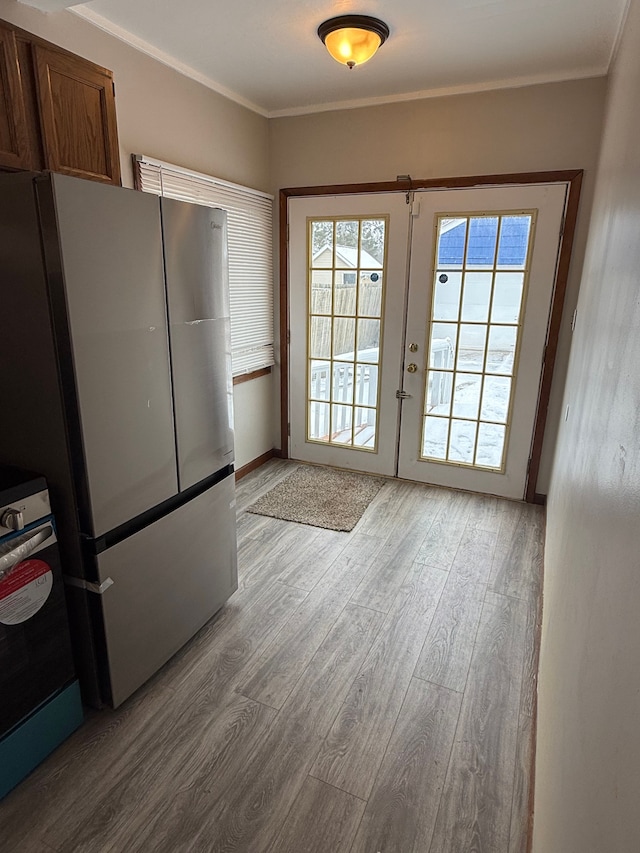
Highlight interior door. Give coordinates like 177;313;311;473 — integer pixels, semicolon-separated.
288;193;410;476
398;184;567;498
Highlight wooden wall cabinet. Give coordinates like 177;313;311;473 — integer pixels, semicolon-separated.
0;23;31;169
0;19;121;185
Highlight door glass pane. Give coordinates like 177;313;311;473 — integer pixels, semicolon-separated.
333;317;355;359
426;370;453;416
331;362;353;404
354;407;377;447
476;422;506;468
480;375;511;423
309;360;330;401
430;324;457;369
309;401;329;441
358;271;383;317
423;416;449;460
360;220;386;265
311;270;332;314
335;221;359;268
307;217;387;452
437;218;467;266
311;222;334;267
465;217;498;269
461;272;492;322
456;324;487;373
332;404;353;443
421;210;535;471
449;420;477;463
310;316;331;358
497;216;532;269
491;272;525;323
452;373;482;420
354;363;378;407
334;270;357;315
486;325;517;375
433;272;462;321
357;318;380;361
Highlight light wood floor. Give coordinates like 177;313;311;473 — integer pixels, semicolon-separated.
0;459;544;853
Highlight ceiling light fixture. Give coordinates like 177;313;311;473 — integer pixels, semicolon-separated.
317;15;390;70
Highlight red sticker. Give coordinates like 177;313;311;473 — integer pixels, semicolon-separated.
0;559;53;624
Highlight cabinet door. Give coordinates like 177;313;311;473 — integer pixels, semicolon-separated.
0;23;31;169
33;45;121;185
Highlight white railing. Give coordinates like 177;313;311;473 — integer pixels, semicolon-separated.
309;340;454;443
310;353;378;442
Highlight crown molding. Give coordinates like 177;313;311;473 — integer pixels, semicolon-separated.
71;6;269;117
267;68;608;118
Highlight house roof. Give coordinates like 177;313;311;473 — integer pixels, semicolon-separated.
313;245;383;269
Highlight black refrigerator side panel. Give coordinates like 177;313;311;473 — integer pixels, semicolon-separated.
0;172;103;707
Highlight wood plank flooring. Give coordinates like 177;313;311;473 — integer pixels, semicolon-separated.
0;459;545;853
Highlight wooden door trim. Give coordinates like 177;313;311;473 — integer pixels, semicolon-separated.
280;170;583;502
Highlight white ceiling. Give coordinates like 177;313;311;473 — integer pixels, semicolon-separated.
63;0;629;117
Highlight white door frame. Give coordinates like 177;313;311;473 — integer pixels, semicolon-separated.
279;171;583;502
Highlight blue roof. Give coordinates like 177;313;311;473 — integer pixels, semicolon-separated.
438;216;531;266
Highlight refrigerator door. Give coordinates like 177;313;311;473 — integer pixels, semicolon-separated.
41;175;179;537
94;474;238;707
161;198;234;491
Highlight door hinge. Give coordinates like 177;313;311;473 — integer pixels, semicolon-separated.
526;457;532;475
112;80;116;98
541;344;547;367
396;389;412;399
287;422;291;436
286;329;291;345
286;223;290;243
559;212;566;239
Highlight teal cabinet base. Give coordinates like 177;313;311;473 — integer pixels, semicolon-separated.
0;681;83;799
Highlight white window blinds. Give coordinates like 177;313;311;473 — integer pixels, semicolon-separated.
134;154;274;376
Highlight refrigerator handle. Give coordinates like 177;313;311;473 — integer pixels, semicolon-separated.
0;525;53;582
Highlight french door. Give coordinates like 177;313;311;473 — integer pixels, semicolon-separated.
288;183;567;499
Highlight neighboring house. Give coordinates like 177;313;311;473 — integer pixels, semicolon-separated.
312;244;382;288
438;217;530;266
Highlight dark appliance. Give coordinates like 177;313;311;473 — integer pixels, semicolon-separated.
0;466;83;798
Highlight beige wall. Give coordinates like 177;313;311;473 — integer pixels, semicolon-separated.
0;0;273;469
270;78;607;492
534;1;640;850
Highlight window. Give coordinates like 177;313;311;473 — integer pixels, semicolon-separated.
422;212;535;470
134;155;274;377
307;217;387;450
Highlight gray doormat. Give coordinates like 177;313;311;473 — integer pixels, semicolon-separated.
246;466;386;532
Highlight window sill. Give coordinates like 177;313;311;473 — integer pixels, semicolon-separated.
233;366;272;386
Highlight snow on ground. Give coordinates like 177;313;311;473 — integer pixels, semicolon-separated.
309;346;515;469
425;348;512;467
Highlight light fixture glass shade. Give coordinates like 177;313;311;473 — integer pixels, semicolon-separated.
318;15;389;69
323;27;382;68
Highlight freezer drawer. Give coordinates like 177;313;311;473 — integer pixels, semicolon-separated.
95;474;237;707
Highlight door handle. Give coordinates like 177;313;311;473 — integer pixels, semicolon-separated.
407;363;418;373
